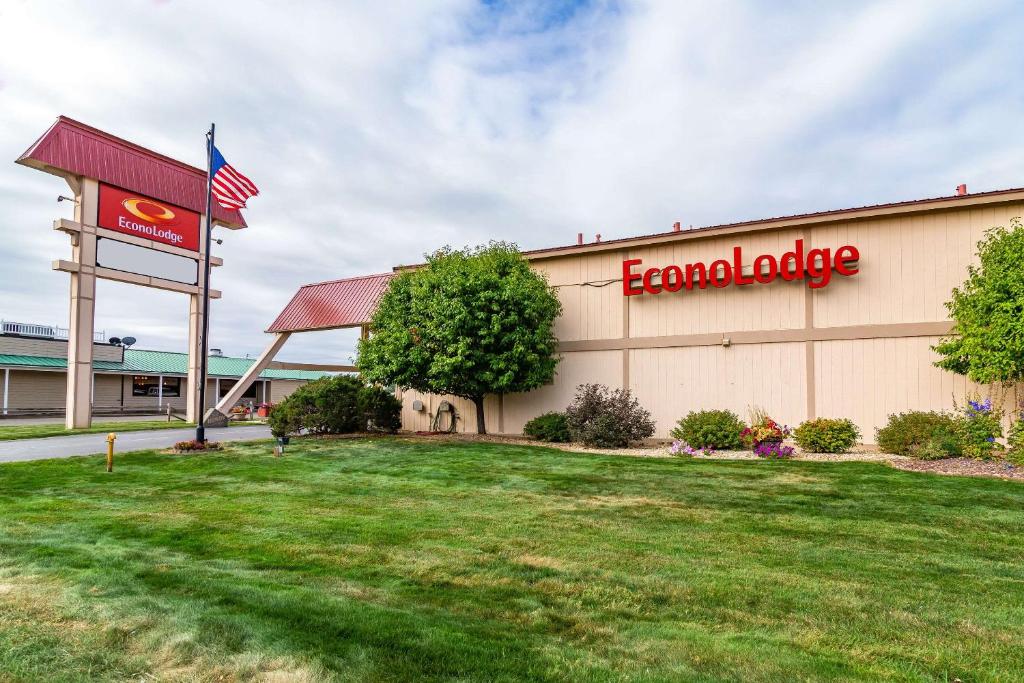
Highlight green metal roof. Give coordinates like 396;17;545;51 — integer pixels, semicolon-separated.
0;349;335;381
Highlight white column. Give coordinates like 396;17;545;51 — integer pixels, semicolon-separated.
215;378;221;404
158;374;163;408
3;368;8;415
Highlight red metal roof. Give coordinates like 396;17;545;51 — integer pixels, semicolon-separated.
266;272;395;333
16;116;246;229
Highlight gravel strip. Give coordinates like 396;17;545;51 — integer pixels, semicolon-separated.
397;432;1023;482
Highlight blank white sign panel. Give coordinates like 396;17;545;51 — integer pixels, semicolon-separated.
96;238;199;285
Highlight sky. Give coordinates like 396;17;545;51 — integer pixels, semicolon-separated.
1;0;1022;364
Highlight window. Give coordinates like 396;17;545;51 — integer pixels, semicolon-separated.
132;376;180;397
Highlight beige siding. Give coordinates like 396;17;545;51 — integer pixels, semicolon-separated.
0;337;122;361
7;370;66;410
629;344;807;438
399;390;502;434
502;350;624;434
270;379;305;403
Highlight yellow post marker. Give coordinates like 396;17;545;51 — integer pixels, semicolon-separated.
106;432;116;472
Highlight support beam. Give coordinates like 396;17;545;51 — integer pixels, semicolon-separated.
207;332;292;425
3;368;8;415
65;177;98;429
158;374;164;408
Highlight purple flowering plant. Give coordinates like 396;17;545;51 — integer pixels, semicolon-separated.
956;394;1004;460
668;440;714;457
754;441;795;459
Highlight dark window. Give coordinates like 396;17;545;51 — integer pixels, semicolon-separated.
132;376;180;397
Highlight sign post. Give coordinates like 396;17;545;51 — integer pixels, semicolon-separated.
16;117;246;430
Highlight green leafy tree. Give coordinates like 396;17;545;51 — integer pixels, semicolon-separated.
934;218;1024;383
357;242;562;434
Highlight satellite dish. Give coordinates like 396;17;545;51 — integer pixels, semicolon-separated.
121;336;137;348
108;336;121;346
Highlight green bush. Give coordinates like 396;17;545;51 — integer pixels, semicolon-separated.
523;412;571;442
793;418;860;453
1007;415;1024;465
269;376;402;437
358;386;402;433
670;410;745;449
911;433;963;461
955;397;1003;460
565;384;655;448
876;411;960;456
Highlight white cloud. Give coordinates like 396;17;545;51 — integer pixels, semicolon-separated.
0;0;1021;363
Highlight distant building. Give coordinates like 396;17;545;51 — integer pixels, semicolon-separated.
0;320;334;416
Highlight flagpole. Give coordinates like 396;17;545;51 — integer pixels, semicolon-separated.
196;123;215;443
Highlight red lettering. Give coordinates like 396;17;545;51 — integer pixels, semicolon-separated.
753;254;778;283
806;248;832;288
643;267;662;294
733;246;754;285
685;263;707;289
780;239;805;281
662;265;683;292
709;259;732;288
835;245;859;276
622;259;644;295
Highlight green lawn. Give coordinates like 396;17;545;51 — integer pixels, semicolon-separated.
0;420;190;442
0;439;1022;681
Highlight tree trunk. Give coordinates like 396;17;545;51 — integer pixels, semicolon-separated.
473;395;486;434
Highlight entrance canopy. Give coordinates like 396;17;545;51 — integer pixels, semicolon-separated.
267;272;394;333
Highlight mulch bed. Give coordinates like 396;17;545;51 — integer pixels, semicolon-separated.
889;457;1024;481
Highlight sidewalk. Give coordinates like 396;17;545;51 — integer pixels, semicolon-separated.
0;425;271;463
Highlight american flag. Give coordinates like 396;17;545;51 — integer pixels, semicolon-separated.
210;145;259;210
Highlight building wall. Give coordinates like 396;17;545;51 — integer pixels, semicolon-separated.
0;337;123;361
397;200;1024;442
2;372;301;415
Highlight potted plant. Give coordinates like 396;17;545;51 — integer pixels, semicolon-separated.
257;402;272;418
742;407;793;457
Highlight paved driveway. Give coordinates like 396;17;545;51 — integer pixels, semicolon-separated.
0;425;271;463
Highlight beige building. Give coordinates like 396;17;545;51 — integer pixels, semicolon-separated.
0;322;333;417
389;187;1024;441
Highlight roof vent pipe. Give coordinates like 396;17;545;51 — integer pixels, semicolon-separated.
956;183;968;196
595;233;602;243
576;232;583;245
673;222;681;232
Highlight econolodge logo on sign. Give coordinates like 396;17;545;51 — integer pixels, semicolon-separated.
97;184;200;252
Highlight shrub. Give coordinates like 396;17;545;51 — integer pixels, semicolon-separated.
269;398;305;438
670;410;744;449
911;433;963;461
358;386;402;433
174;440;222;452
955;396;1003;460
1007;412;1024;465
876;411;960;456
564;384;655;448
523;412;571;442
793;418;860;453
269;376;403;437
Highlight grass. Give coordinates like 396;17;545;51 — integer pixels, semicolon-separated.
0;438;1022;681
0;420;191;442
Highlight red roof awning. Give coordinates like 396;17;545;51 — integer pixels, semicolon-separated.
266;273;394;333
17;116;247;229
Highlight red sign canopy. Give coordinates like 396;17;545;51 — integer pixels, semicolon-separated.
17;116;246;230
